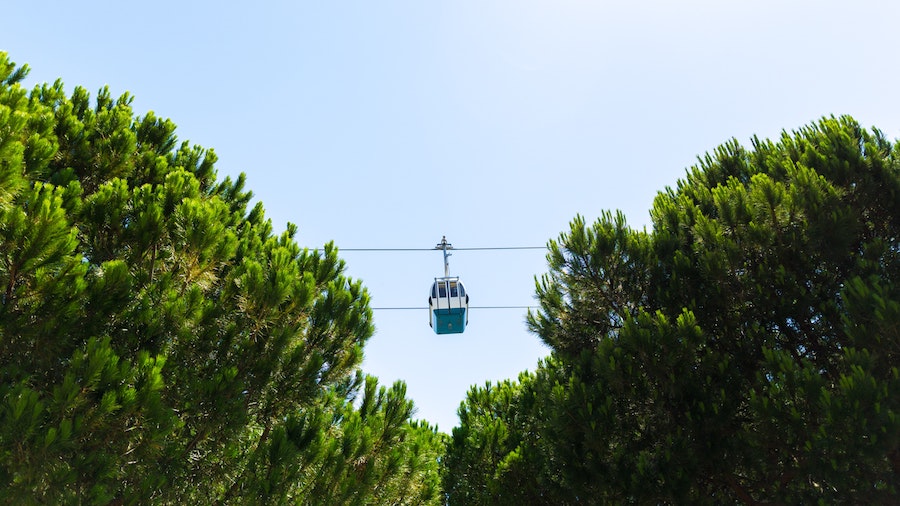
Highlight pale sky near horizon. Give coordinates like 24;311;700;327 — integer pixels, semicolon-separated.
6;1;900;431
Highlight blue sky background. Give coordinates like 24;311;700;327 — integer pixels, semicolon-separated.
6;0;900;431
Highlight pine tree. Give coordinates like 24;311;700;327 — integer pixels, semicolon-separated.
446;115;900;504
0;52;444;505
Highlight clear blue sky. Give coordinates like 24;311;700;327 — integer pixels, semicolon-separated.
6;1;900;431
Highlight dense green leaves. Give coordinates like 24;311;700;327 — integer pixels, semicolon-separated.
447;115;900;504
0;53;443;505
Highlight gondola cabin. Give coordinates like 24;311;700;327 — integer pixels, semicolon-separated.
428;277;468;334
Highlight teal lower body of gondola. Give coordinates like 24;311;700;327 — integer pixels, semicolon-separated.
432;308;467;334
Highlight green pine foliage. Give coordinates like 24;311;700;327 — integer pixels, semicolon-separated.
0;53;444;505
445;115;900;504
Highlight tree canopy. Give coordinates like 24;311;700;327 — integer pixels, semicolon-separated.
445;115;900;504
5;50;899;504
0;52;444;505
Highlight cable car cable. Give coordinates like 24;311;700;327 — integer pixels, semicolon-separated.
371;305;536;310
334;246;546;252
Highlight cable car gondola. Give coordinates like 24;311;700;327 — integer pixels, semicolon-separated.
429;276;468;334
428;237;469;334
